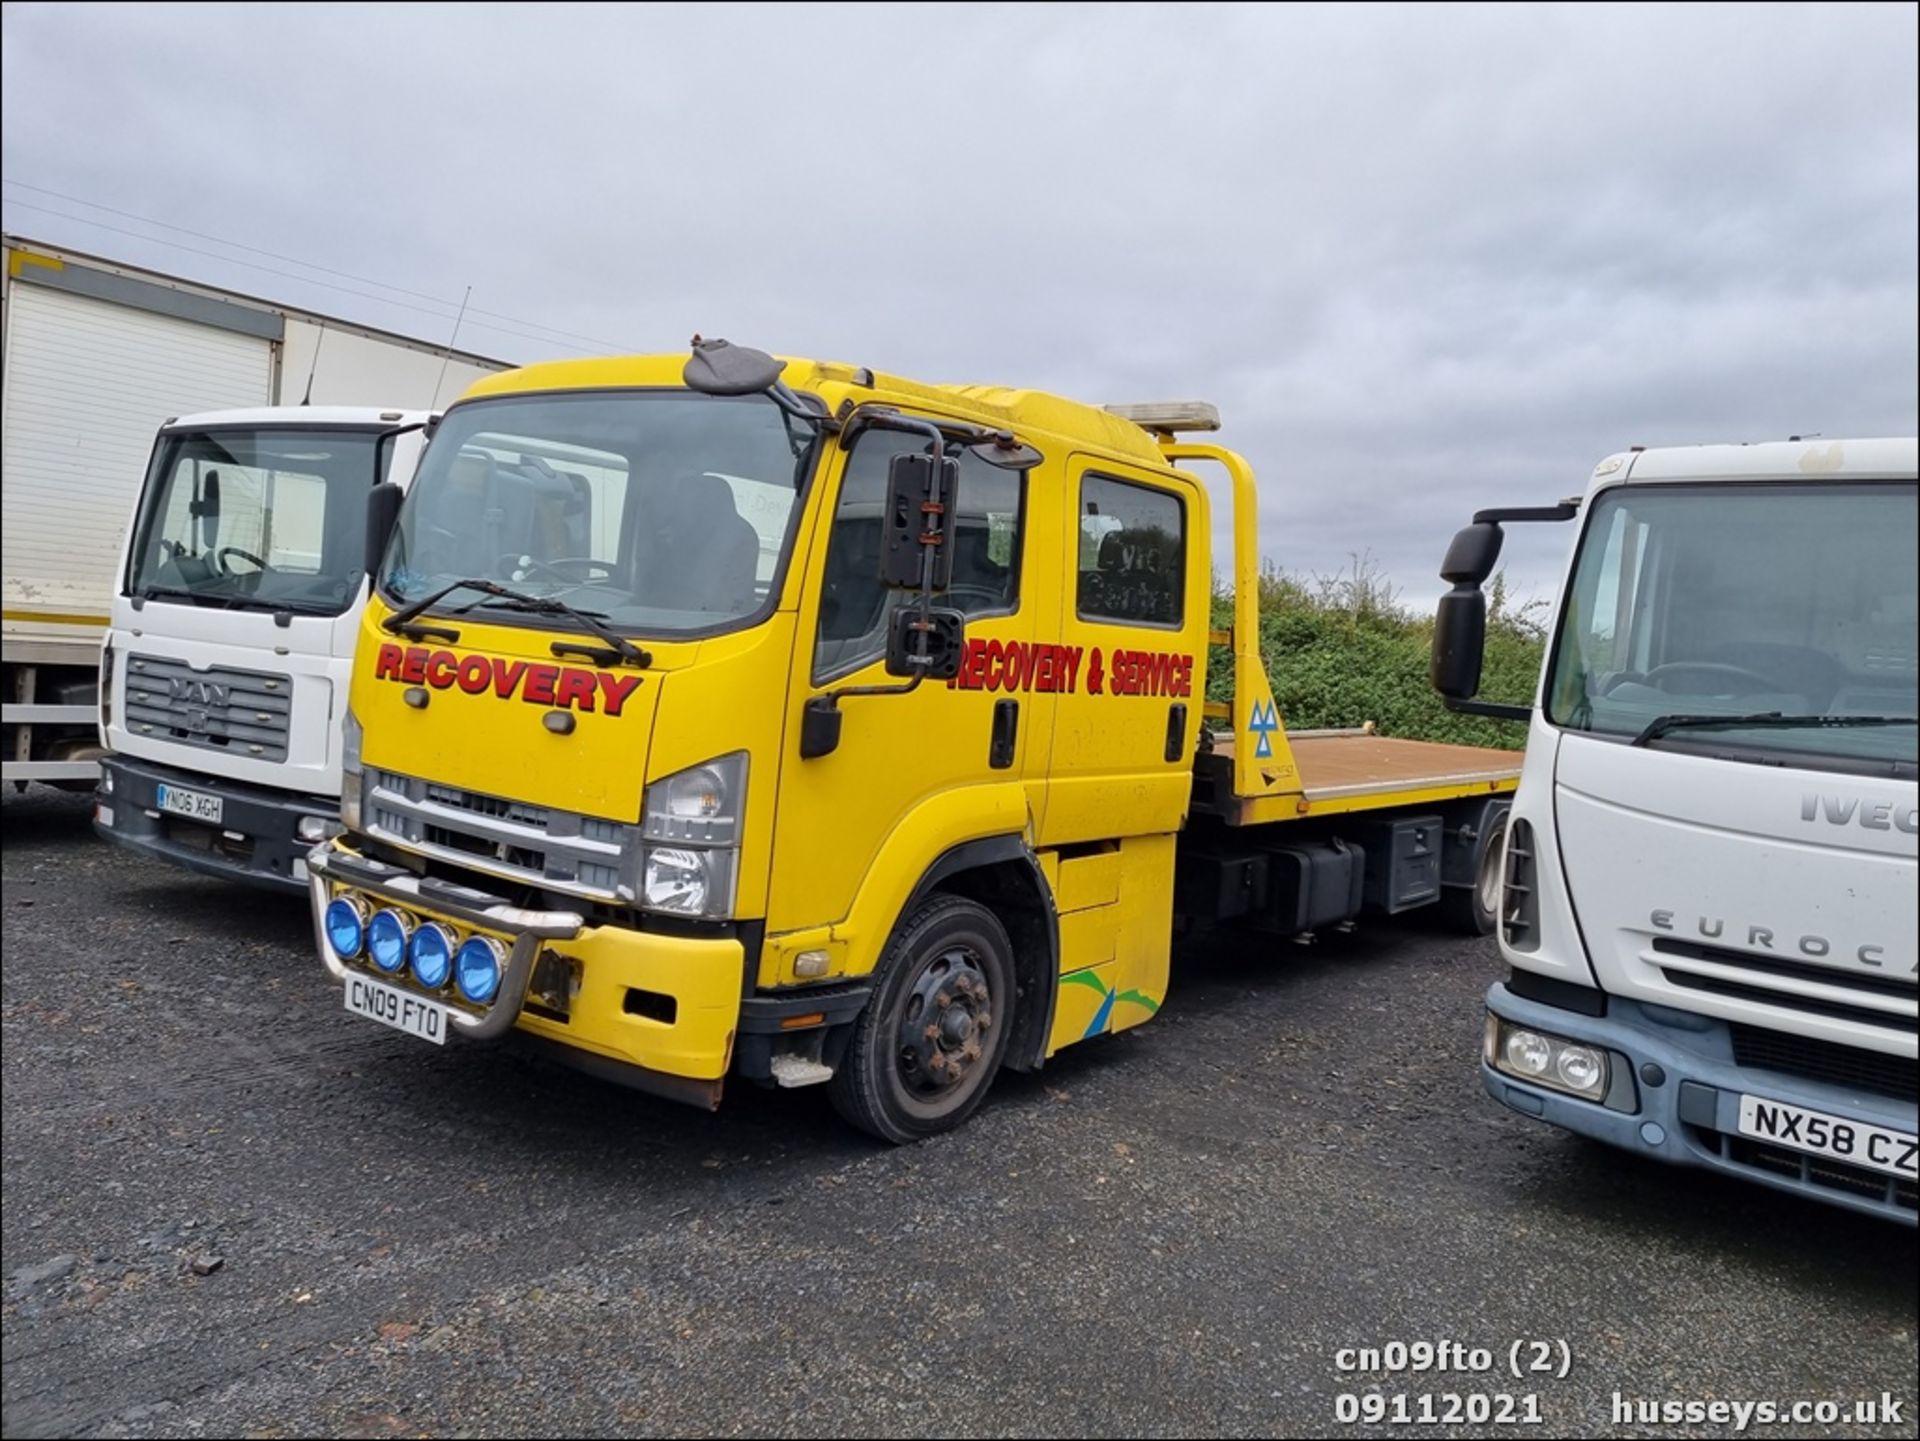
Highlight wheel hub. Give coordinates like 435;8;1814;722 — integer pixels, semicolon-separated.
897;946;994;1097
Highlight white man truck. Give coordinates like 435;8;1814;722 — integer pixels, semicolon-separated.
1433;438;1917;1222
3;234;506;813
94;408;442;887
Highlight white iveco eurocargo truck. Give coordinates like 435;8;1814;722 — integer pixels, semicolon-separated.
1433;438;1916;1222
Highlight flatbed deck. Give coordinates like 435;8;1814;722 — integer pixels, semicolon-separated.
1195;729;1523;824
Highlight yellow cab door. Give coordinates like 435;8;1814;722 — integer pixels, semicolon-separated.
1037;455;1210;1052
765;424;1060;981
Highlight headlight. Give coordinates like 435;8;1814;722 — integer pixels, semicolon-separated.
408;922;456;989
643;846;733;915
638;753;745;917
1555;1044;1604;1093
1487;1015;1610;1102
455;936;507;1004
663;767;726;819
339;707;365;833
366;909;412;973
1503;1029;1553;1077
324;896;369;959
643;752;745;845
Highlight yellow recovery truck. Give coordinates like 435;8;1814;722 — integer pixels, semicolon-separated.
309;340;1521;1140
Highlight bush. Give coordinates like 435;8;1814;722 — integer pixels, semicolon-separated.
1206;555;1546;749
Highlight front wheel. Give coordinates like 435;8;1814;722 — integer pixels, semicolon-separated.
829;894;1015;1143
1441;810;1508;937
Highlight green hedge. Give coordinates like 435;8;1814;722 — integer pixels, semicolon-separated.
1206;558;1547;749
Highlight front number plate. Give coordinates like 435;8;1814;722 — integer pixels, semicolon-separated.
1737;1094;1916;1179
156;782;223;825
345;974;448;1046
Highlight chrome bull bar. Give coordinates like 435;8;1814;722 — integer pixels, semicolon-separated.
307;843;584;1041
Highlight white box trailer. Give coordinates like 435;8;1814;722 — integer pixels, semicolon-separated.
1;235;510;787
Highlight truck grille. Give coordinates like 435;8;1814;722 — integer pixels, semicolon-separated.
1500;818;1539;951
1730;1024;1918;1104
124;654;292;764
1689;1125;1917;1216
365;769;633;901
1651;938;1918;1034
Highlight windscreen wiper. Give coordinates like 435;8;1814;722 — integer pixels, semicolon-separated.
384;576;650;666
462;591;652;669
380;576;502;635
1631;712;1915;747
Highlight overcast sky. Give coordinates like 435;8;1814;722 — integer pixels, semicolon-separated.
4;2;1915;606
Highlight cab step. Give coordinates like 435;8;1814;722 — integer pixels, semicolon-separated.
768;1054;835;1089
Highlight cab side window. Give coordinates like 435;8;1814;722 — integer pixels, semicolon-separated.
813;434;1024;681
1077;474;1184;627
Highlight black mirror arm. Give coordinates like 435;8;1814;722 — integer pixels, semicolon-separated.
1472;501;1580;525
840;407;985;452
766;381;838;430
820;670;927;708
799;670;927;759
1442;697;1532;721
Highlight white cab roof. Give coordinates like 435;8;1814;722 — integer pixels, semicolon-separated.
161;405;434;430
1591;437;1917;491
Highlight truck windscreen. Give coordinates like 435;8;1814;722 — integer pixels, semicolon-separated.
127;427;387;616
381;391;813;637
1545;481;1918;776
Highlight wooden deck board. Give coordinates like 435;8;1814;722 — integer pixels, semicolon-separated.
1210;732;1523;800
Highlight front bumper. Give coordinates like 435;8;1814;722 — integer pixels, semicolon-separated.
96;753;334;891
1484;981;1917;1224
308;845;750;1106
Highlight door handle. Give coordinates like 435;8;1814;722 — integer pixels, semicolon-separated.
1165;702;1187;762
990;698;1018;769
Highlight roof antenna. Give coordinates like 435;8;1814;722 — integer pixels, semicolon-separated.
431;285;473;409
300;323;325;405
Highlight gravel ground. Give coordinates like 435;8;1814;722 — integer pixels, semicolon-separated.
2;785;1914;1439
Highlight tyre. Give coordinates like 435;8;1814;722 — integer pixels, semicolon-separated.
829;894;1015;1143
1441;809;1508;937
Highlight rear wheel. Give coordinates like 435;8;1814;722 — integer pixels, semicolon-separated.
829;894;1014;1143
1441;809;1508;936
